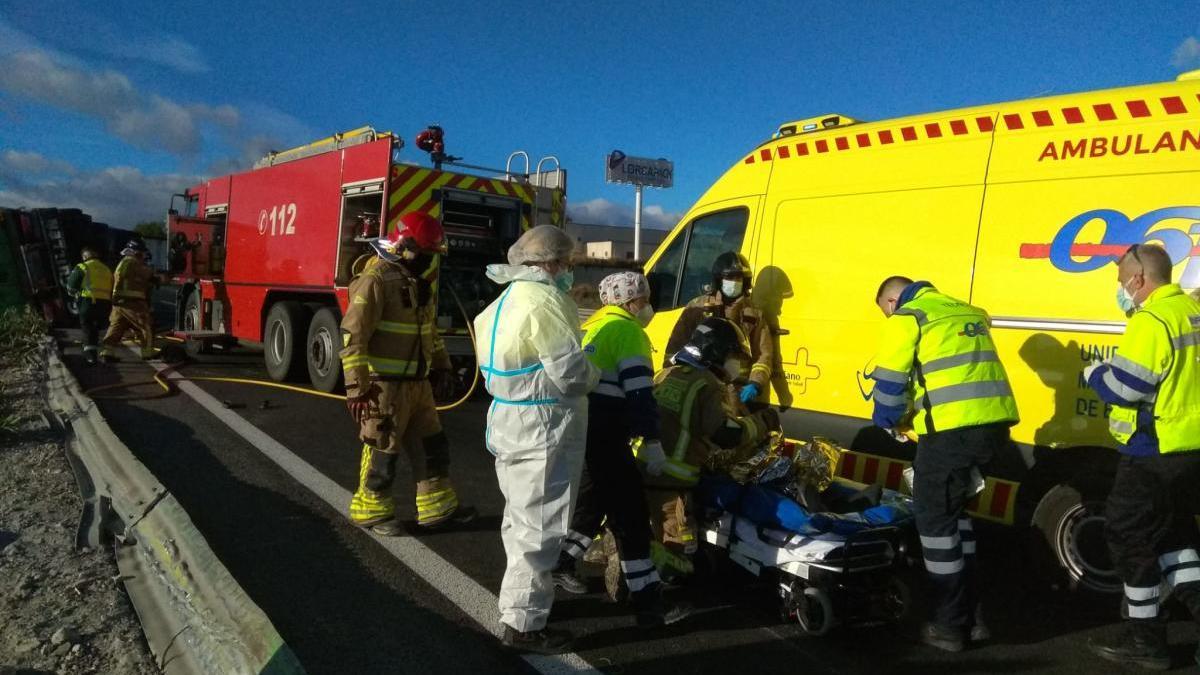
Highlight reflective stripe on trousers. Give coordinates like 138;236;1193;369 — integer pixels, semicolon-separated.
1160;548;1200;587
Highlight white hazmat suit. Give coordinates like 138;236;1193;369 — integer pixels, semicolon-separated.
474;241;599;633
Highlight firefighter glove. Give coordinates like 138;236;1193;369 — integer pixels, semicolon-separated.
640;439;667;477
346;383;381;424
430;368;456;402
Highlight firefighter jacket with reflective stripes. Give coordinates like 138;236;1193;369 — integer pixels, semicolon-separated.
67;259;113;301
340;258;450;392
652;359;776;486
871;283;1019;436
1087;284;1200;455
581;305;659;441
111;255;154;306
665;292;777;389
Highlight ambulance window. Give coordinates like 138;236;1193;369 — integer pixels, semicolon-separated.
648;231;686;309
676;208;749;306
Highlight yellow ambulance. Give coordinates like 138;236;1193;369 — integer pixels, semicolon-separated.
642;70;1200;593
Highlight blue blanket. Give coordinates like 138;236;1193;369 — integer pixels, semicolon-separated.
697;475;912;536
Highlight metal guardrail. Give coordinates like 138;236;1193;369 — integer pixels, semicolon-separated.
44;342;304;675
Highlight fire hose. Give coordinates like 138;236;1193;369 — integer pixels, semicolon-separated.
84;283;481;413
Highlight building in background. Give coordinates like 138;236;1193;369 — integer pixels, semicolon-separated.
564;222;668;261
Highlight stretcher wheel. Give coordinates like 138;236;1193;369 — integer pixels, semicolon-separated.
794;586;834;636
882;576;911;623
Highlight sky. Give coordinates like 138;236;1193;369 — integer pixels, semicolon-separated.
0;1;1197;229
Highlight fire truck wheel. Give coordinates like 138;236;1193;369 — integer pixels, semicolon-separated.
264;301;311;382
306;307;343;393
182;292;210;356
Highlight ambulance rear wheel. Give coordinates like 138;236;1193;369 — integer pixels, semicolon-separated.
264;301;310;382
1032;481;1121;594
306;307;343;393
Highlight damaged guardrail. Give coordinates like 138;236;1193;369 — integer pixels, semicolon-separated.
43;341;304;675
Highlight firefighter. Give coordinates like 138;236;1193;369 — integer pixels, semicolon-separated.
871;276;1018;653
101;240;157;361
66;246;112;365
473;224;599;655
341;212;474;536
1084;244;1200;670
552;271;690;627
664;251;776;405
651;317;781;578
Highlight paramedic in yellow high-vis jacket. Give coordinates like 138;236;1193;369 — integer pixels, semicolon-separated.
871;276;1018;653
1085;244;1200;670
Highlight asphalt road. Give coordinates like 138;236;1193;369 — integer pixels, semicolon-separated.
57;333;1200;674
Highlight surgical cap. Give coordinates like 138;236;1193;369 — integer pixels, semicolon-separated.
507;225;575;265
598;271;650;306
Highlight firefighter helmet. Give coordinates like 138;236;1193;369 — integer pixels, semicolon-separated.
684;316;751;368
371;212;447;261
711;251;752;288
120;239;148;256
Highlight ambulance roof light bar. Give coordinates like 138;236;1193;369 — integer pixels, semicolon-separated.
774;114;861;138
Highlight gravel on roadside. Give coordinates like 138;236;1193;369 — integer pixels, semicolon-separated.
0;350;158;675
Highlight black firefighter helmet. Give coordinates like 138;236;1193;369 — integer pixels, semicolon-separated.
711;251;752;291
683;316;751;368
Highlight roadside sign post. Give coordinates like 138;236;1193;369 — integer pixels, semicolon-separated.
605;150;673;261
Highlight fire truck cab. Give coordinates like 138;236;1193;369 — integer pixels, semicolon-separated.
168;126;566;392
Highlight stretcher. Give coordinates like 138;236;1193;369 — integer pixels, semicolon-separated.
697;477;915;636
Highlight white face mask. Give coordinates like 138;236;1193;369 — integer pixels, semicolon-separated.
634;303;655;327
723;357;743;380
721;279;743;299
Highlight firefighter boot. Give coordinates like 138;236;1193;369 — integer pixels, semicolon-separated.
552;551;588;595
501;625;573;655
631;582;693;628
83;348;98;365
414;477;477;530
350;445;398;530
1089;620;1170;670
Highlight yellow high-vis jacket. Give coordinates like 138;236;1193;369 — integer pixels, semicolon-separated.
1087;284;1200;455
871;283;1019;436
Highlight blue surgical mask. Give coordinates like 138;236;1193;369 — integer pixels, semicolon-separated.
1116;282;1136;314
554;269;574;292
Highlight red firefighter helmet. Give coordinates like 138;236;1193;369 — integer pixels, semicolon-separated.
370;212;447;261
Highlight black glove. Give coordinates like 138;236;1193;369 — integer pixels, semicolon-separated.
430;369;457;402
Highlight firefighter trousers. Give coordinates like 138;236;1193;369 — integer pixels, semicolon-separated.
350;379;459;527
1105;452;1200;621
913;422;1008;630
560;421;660;593
641;482;697;579
102;302;153;356
79;299;110;353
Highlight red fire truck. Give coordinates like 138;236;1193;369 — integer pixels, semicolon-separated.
167;126;567;391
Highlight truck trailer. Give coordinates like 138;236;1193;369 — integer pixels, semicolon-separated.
168;126;566;392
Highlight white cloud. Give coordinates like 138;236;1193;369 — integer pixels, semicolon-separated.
0;50;211;155
0;162;201;227
567;197;682;230
1173;36;1200;68
103;32;210;74
0;150;76;176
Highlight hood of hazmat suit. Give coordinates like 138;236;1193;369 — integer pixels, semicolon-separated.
473;262;600;632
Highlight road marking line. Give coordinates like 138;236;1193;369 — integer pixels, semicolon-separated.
145;359;599;675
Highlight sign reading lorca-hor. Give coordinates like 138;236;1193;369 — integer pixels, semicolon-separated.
605;150;674;188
